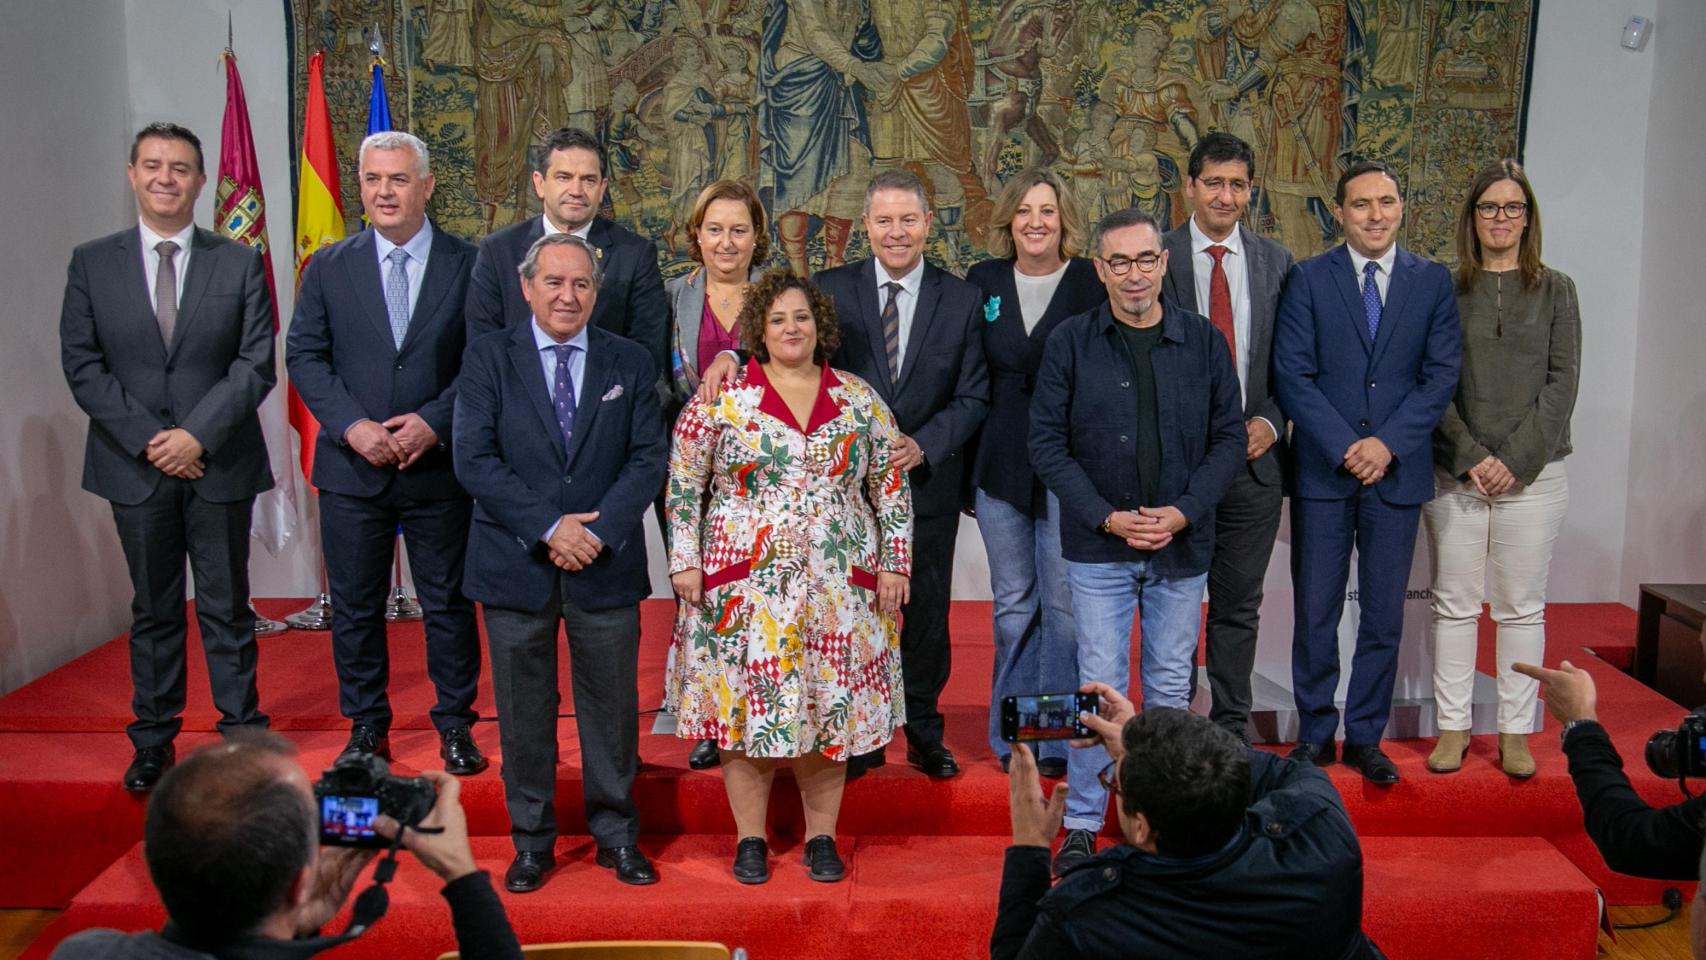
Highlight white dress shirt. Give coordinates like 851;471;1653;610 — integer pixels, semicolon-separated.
540;214;593;242
1189;218;1251;392
1347;243;1398;305
138;221;196;313
373;221;434;318
533;319;591;545
875;256;926;374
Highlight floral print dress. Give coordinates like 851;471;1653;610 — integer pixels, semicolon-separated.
666;360;912;759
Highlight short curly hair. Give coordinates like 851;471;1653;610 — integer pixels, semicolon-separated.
738;269;842;365
686;179;771;267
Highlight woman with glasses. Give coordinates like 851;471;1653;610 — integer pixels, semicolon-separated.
1425;160;1581;778
965;169;1103;775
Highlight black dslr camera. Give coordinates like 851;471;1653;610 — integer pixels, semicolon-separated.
314;754;436;848
1645;712;1706;781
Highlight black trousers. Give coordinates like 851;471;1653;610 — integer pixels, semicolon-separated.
483;582;641;851
1203;468;1284;738
899;511;961;745
111;478;266;748
319;488;479;734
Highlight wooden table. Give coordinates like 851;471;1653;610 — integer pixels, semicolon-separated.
1635;583;1706;706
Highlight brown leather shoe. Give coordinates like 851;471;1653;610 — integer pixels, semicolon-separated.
1426;730;1472;774
1498;733;1536;779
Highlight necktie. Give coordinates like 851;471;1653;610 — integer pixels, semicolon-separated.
384;248;411;349
880;281;902;382
1205;244;1236;361
154;240;180;347
551;343;579;453
1361;260;1382;341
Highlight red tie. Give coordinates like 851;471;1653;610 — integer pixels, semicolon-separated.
1206;244;1236;360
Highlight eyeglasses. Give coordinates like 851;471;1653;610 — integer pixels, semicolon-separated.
1196;176;1251;195
1101;253;1164;276
1474;201;1528;220
1097;762;1120;796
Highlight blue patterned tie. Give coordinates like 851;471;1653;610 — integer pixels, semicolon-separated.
1361;260;1382;341
384;248;411;349
550;343;579;452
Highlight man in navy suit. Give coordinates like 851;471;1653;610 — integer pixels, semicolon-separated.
814;169;990;779
1273;160;1461;784
1160;133;1295;744
463;127;668;378
60;122;275;791
285;131;486;776
453;233;666;892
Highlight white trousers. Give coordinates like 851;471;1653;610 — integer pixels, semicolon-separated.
1424;460;1569;733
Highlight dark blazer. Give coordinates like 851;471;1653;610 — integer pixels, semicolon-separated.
61;227;275;506
453;323;666;614
1161;222;1294;486
1029;300;1245;575
813;258;990;518
464;216;669;376
285;224;475;499
1272;245;1461;506
965;256;1104;513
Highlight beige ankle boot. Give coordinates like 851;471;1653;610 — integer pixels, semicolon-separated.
1426;729;1472;773
1499;733;1536;778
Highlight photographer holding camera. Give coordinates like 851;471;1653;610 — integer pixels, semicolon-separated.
51;733;522;960
991;682;1385;960
1512;658;1706;879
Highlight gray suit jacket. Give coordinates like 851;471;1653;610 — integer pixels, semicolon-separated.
60;226;276;505
665;265;763;407
1161;222;1293;486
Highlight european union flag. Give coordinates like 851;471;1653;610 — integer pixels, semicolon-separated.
366;61;391;135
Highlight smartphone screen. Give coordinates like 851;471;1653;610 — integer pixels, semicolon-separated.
1001;692;1095;742
319;794;382;847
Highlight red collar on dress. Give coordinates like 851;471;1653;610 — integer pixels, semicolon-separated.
746;358;844;435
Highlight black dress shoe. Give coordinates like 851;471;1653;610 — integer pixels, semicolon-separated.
732;836;769;884
439;726;488;776
596;845;658;885
505;850;554;893
802;834;844;882
338;724;390;763
905;740;961;778
1342;744;1400;785
844;749;887;782
688;739;721;770
1052;828;1096;878
123;745;175;792
1036;756;1068;779
1287;741;1336;766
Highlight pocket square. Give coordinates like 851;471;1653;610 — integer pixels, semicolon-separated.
601;384;624;402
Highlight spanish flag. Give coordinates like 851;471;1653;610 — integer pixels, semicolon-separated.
291;50;344;483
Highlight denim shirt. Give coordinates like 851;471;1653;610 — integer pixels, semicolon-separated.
1028;299;1245;575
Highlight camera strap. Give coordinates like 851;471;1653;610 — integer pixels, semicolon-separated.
261;823;446;957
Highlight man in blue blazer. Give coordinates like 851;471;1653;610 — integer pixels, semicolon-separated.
454;233;667;892
285;132;486;775
1272;161;1461;784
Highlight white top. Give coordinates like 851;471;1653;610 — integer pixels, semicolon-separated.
1013;260;1070;335
1189;217;1251;397
373;221;434;316
138;222;195;313
532;319;592;544
540;214;593;241
1347;243;1398;305
874;257;926;375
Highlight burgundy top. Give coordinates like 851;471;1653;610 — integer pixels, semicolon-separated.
696;298;742;378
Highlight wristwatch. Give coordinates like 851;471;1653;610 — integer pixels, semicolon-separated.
1559;718;1598;747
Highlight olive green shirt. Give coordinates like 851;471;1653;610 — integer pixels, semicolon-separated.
1432;267;1581;485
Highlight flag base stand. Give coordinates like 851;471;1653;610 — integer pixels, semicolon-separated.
286;593;333;631
254;604;288;637
384;586;423;622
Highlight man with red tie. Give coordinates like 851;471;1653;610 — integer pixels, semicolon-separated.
1160;133;1295;746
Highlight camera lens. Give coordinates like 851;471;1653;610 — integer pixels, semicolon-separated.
1645;730;1678;780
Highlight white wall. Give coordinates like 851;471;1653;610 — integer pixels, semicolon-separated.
1622;0;1706;598
0;1;136;694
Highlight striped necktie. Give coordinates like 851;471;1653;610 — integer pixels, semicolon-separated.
880;281;902;381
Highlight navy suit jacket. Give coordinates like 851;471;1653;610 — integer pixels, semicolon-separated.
285;224;475;499
1272;244;1461;506
453;322;666;614
61;227;275;505
1029;300;1246;574
464;216;669;378
813;258;990;518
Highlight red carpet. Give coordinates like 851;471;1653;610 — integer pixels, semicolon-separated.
0;599;1680;959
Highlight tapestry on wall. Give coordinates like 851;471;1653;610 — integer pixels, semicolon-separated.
288;0;1537;275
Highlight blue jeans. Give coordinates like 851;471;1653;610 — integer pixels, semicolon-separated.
978;490;1076;761
1063;557;1206;832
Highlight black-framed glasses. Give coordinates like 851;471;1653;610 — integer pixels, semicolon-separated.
1475;201;1528;220
1101;253;1163;276
1097;762;1120;796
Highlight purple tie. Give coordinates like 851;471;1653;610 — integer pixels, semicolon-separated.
550;343;578;452
1362;260;1382;340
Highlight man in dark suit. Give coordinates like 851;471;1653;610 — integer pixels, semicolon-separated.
463;127;667;378
814;169;990;778
60;122;275;790
453;233;667;891
1160;133;1295;745
1273;160;1461;784
285;131;486;775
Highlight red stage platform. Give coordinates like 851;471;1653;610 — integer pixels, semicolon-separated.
0;599;1687;959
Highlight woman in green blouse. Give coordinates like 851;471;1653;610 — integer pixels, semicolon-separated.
1425;160;1580;778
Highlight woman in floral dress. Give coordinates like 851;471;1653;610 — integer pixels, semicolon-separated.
666;270;912;885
